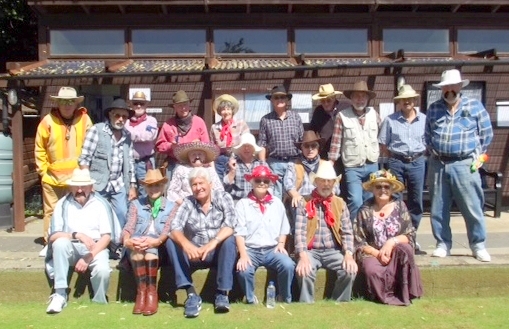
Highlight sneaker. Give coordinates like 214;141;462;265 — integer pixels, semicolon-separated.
214;294;230;313
431;247;449;258
473;249;491;262
247;295;259;305
414;242;427;256
184;293;202;318
39;245;48;258
46;293;67;314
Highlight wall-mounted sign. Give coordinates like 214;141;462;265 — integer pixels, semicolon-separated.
423;81;485;111
496;101;509;127
146;108;162;113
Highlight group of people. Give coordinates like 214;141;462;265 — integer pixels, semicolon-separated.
35;68;493;316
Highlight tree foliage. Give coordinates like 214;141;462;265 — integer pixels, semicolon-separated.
219;38;255;54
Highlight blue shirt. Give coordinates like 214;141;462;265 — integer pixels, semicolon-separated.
425;96;493;157
378;110;426;156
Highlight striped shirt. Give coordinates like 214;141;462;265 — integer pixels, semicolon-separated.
378;110;426;156
223;159;267;200
258;110;303;158
425;96;493;156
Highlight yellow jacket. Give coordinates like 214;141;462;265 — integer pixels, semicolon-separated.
35;107;93;186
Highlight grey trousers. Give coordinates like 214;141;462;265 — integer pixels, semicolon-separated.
297;248;356;303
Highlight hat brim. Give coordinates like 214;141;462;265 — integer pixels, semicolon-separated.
170;99;193;107
141;177;168;186
394;93;420;100
213;95;239;115
105;107;135;119
309;172;342;186
362;178;405;193
130;99;149;103
432;79;469;88
265;93;293;100
233;142;262;154
66;179;96;186
174;142;219;164
51;95;85;103
294;137;325;149
311;91;342;100
244;173;279;184
343;90;376;100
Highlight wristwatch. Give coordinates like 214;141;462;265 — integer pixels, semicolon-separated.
72;232;78;240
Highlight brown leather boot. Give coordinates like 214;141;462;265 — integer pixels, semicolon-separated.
132;260;147;315
143;259;159;316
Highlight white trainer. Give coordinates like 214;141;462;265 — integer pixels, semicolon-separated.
431;248;449;258
46;293;67;314
473;249;491;262
39;245;48;257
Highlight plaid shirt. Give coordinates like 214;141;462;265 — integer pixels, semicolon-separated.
170;190;237;247
258;110;303;158
379;110;426;156
425;96;493;156
223;159;266;199
294;196;354;254
284;160;340;197
79;123;135;193
210;119;250;153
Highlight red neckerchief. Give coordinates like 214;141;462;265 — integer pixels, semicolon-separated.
219;120;233;147
306;190;335;227
129;113;147;127
248;191;272;214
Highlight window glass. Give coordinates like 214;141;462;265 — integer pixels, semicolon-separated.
295;29;368;54
214;29;287;54
50;30;125;55
383;29;449;53
132;29;206;54
458;29;509;53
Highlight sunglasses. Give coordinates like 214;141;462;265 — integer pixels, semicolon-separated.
113;113;129;120
303;142;320;150
133;102;145;107
375;184;392;191
58;99;76;105
271;95;287;101
254;178;271;185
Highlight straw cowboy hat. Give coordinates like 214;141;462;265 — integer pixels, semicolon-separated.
309;161;342;186
131;91;149;103
343;81;376;100
312;83;342;100
174;141;220;165
50;87;84;103
140;169;168;186
244;165;279;184
295;130;325;149
104;98;135;118
265;85;293;100
394;84;420;100
170;90;192;107
233;133;262;154
213;94;239;115
362;169;405;193
65;168;96;186
433;69;470;88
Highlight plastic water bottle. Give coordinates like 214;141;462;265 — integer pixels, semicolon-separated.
266;281;276;309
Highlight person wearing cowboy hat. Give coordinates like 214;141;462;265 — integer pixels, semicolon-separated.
155;90;209;180
210;94;250;181
354;169;423;305
234;165;295;305
125;91;159;201
425;69;493;262
378;84;427;255
45;168;119;314
122;169;176;316
35;86;93;257
166;141;224;206
224;133;267;201
79;98;137;229
258;85;304;200
294;161;357;303
328;80;381;223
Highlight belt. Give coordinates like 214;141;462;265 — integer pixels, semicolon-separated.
391;152;425;163
269;156;298;161
135;155;154;163
434;153;472;162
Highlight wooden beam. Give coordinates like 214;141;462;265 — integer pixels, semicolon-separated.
81;5;90;14
288;4;293;14
204;0;208;13
452;5;461;12
8;60;49;76
106;59;132;72
118;5;125;14
492;5;501;13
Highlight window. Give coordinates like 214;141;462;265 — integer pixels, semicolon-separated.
383;29;449;53
132;29;206;55
214;29;287;54
458;29;509;53
50;30;125;55
295;29;368;54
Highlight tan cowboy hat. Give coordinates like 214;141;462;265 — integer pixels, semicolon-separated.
362;170;405;193
50;87;84;103
394;84;420;100
343;81;376;100
65;168;96;186
294;131;325;148
140;169;168;186
433;69;469;88
312;83;342;100
174;141;220;165
170;90;192;107
131;91;149;103
309;161;342;186
233;133;262;154
213;94;239;115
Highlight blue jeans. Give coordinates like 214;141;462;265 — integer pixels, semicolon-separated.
237;247;295;303
388;156;425;230
99;188;128;228
165;236;236;291
215;154;230;183
267;158;290;200
427;157;486;252
344;162;378;222
134;157;155;200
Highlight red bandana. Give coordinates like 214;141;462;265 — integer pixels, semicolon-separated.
219;120;233;147
305;190;335;227
248;191;272;214
129;113;147;127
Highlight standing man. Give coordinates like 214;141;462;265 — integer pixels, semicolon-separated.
35;87;93;257
379;84;426;253
258;85;304;200
79;98;137;228
125;91;159;200
329;81;381;222
425;69;493;262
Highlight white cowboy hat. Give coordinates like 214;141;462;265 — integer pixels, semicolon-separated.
309;161;342;186
65;168;96;186
233;133;262;154
362;170;405;193
394;84;420;100
433;69;469;88
312;83;342;100
213;94;240;115
50;87;84;103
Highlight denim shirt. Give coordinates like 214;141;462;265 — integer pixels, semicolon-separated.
127;197;175;237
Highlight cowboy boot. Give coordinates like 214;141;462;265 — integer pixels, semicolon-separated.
132;260;147;315
143;259;159;316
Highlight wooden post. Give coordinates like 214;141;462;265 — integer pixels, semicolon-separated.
11;90;25;232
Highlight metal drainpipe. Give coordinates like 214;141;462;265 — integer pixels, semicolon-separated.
1;94;10;136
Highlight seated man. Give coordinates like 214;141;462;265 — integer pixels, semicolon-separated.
45;169;120;314
235;165;295;304
294;161;358;303
166;167;237;318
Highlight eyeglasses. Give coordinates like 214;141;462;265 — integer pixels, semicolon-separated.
58;99;76;105
254;178;271;185
374;184;391;191
303;142;320;150
133;102;145;107
113;113;129;120
271;95;287;101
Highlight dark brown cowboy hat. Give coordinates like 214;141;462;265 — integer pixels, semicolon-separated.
265;85;293;100
104;98;135;118
294;130;325;148
343;81;376;100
